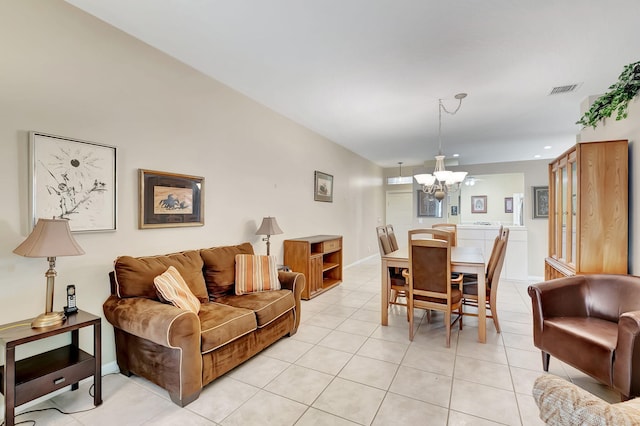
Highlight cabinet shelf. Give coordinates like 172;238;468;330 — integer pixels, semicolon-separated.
322;262;339;272
284;235;343;300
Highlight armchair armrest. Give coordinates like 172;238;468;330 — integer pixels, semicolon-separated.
278;271;305;332
528;276;590;348
103;295;200;348
528;276;590;319
614;310;640;399
533;374;640;425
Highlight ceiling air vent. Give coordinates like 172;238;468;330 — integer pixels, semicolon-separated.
549;84;579;95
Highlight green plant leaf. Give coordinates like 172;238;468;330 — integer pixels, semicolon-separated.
577;61;640;128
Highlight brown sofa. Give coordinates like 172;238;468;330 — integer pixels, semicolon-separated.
528;274;640;400
103;242;305;407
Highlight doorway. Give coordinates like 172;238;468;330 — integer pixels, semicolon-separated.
386;191;412;249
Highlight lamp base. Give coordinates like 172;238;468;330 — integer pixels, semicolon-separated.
31;311;66;328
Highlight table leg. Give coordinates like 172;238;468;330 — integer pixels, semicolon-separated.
381;259;389;326
5;346;15;426
71;329;79;391
94;321;102;406
477;269;487;343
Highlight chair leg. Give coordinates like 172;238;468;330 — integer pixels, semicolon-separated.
409;299;415;341
542;351;550;372
445;311;451;348
489;301;500;333
458;305;463;330
426;310;432;323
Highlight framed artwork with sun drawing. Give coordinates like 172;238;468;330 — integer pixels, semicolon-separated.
29;132;117;233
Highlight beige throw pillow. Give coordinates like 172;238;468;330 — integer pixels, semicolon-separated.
154;266;201;313
235;254;281;295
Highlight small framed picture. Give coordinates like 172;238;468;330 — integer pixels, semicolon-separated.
29;131;117;233
504;197;514;213
314;171;333;202
533;186;549;219
471;195;487;213
451;205;458;216
139;169;204;229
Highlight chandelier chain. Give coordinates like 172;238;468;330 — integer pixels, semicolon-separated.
437;96;465;155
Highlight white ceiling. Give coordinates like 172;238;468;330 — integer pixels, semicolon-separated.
65;0;640;168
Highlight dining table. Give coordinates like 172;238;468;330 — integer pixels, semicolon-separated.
380;245;487;343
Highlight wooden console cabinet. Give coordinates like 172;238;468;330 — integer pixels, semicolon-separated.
545;140;628;279
284;235;343;300
0;310;102;426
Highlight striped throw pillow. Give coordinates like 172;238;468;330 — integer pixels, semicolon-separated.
235;254;281;295
154;266;201;313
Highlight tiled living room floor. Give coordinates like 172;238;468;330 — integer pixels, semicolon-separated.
7;257;621;425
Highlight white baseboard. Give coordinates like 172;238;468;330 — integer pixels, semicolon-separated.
344;254;377;269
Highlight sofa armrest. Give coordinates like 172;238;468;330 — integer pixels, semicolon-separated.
614;310;640;399
103;295;200;348
278;271;305;331
533;374;640;425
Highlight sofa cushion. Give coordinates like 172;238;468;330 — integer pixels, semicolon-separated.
199;302;257;354
200;242;254;300
154;266;201;313
235;254;281;295
216;290;295;328
114;250;208;302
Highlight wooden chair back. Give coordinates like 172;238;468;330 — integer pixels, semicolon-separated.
432;223;457;246
408;237;451;299
408;228;455;248
376;225;392;255
385;224;399;251
488;228;509;287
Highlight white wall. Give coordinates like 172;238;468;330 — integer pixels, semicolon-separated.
579;98;640;274
0;1;384;364
458;173;524;224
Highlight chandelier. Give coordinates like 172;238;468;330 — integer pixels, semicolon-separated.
414;93;468;201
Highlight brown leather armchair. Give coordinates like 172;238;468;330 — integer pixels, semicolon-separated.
528;274;640;400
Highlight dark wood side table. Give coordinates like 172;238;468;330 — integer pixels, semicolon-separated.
0;310;102;426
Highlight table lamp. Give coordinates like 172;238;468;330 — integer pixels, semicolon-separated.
255;217;283;255
13;218;85;328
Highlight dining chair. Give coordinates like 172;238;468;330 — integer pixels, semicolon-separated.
432;223;457;246
462;225;503;284
385;224;399;251
404;232;463;346
377;226;409;317
461;227;509;332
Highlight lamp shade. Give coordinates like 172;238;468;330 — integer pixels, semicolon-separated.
14;218;85;258
414;174;436;186
256;217;283;236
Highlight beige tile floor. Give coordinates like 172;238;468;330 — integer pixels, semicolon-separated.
7;257;621;425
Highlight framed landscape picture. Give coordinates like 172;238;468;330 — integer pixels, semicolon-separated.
139;169;204;228
29;131;117;233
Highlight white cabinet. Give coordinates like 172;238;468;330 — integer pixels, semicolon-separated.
458;225;528;281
